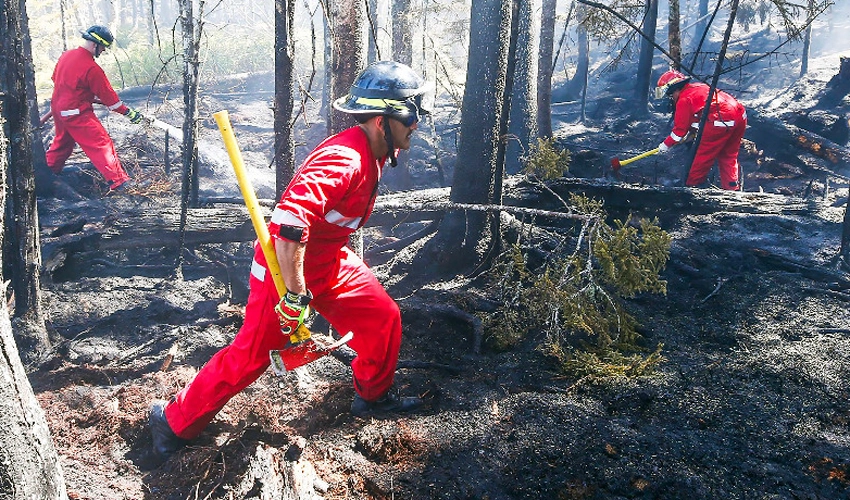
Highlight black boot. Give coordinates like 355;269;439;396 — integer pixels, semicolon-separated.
351;392;424;417
149;402;188;457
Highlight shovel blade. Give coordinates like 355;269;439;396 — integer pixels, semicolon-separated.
269;331;354;374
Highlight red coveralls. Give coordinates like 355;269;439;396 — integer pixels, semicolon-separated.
46;47;130;188
164;126;401;439
662;82;747;190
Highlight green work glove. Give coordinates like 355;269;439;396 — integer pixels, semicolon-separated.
275;290;312;344
125;107;144;125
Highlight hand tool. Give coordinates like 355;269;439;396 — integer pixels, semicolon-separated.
213;110;353;372
610;147;660;172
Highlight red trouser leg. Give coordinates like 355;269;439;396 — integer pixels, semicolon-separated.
165;270;284;440
716;119;746;190
310;247;402;402
54;113;129;187
686;127;728;187
45;117;76;174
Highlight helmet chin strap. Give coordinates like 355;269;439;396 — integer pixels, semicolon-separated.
382;116;397;167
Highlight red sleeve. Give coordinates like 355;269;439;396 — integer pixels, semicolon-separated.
85;65;128;115
664;90;700;147
268;144;360;243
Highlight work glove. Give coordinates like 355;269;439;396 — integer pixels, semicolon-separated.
125;107;144;125
657;142;670;154
275;290;312;344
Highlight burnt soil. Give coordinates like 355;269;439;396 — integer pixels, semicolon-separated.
25;56;850;499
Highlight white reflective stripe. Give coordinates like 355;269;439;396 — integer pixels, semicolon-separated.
270;208;305;227
670;131;684;142
107;100;124;111
713;120;735;127
59;109;80;117
251;259;266;281
325;209;361;229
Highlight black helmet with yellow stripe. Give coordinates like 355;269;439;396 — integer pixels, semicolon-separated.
81;25;114;48
333;61;431;126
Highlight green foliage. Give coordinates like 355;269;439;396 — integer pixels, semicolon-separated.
483;195;671;379
522;138;570;180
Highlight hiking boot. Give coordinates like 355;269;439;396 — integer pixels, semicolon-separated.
109;179;133;193
350;393;424;417
149;402;188;457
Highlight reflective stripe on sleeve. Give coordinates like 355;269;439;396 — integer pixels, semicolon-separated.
670;131;684;142
251;259;266;282
270;208;305;227
325;209;361;229
107;100;124;111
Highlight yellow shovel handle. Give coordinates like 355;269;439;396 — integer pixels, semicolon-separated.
214;110;312;345
213;110;287;297
619;147;660;167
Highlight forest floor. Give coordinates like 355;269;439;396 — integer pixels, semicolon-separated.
23;40;850;500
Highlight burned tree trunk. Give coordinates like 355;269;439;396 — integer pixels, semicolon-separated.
0;0;49;360
505;0;540;176
382;0;415;191
537;0;556;138
634;0;658;116
179;0;202;207
326;0;365;135
274;0;296;196
667;0;681;69
0;23;67;493
432;0;511;271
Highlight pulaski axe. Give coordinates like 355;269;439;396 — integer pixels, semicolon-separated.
610;147;660;172
213;110;353;373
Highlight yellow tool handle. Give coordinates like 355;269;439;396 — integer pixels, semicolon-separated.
214;110;287;297
214;110;312;345
620;147;660;167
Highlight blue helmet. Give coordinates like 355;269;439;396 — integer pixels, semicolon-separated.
81;25;114;48
333;61;431;125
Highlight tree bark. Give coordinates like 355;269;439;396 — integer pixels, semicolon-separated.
433;0;512;270
667;0;681;69
537;0;556;138
274;0;296;196
326;0;365;135
0;83;67;500
0;0;49;360
634;0;658;115
505;0;540;176
179;0;202;207
382;0;414;190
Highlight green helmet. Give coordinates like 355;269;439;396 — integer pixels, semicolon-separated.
333;61;431;126
81;25;114;48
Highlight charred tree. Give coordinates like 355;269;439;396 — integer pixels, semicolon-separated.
667;0;681;69
563;5;589;106
691;0;709;53
382;0;415;191
0;77;67;500
0;0;49;361
326;0;365;135
366;0;379;63
634;0;658;116
505;0;540;176
685;0;738;185
274;0;296;195
179;0;202;207
537;0;556;138
431;0;511;271
800;0;814;77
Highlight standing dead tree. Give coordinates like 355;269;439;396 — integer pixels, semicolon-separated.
0;0;49;361
274;0;297;195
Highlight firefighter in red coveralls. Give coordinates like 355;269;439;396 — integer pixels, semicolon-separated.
149;61;431;458
45;25;144;191
655;70;747;190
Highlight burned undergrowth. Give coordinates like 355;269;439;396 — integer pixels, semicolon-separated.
22;44;850;499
